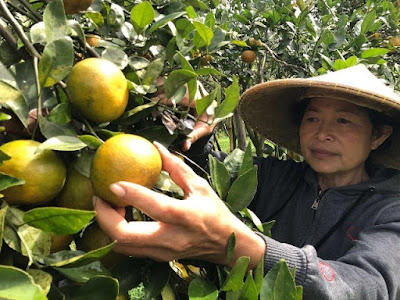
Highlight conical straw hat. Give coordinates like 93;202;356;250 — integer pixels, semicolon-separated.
239;64;400;169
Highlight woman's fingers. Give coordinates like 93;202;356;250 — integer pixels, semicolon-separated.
93;196;128;237
108;181;191;224
154;142;209;194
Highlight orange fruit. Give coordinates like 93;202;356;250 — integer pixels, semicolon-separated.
241;50;256;63
200;54;213;66
0;140;66;206
56;165;94;211
85;34;100;47
90;134;162;207
66;58;129;123
63;0;94;14
389;36;400;47
50;234;74;253
75;222;127;269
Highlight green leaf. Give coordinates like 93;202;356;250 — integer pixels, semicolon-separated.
52;251;110;282
223;149;245;178
47;103;71;124
26;269;52;295
142;56;165;85
238;143;254;177
155;171;184;197
38;37;74;87
231;40;249;47
164;69;198;98
193;21;214;47
254;256;264;294
361;48;390;58
214;76;240;120
188;278;218;300
196;88;217;116
37;136;87;152
0;266;47;300
150;11;187;33
196;67;225;77
209;155;231;200
39;115;77;139
43;0;69;43
0;81;23;104
46;243;116;268
241;272;258;300
226;165;258;212
143;262;170;300
361;10;376;34
242;208;264;232
78;135;103;150
221;256;250;292
5;207;51;257
72;276;119;300
262;220;276;238
260;260;297;300
0;172;25;192
23;207;95;235
227;232;236;261
0;206;7;251
130;2;155;33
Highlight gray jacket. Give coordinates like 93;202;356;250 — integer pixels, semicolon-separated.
250;156;400;300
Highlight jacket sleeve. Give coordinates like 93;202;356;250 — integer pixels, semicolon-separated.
257;201;400;300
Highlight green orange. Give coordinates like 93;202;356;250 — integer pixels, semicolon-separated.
66;58;129;123
0;140;66;206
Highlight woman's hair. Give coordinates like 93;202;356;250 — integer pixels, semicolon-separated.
292;98;394;151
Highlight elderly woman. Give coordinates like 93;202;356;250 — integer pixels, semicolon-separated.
93;65;400;299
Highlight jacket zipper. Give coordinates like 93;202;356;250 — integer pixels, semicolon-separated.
311;189;324;210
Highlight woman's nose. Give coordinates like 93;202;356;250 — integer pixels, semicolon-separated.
315;121;333;141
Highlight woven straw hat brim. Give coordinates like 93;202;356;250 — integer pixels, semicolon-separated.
239;75;400;169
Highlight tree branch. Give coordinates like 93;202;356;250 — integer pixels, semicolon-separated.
261;42;307;73
0;23;17;50
0;0;41;58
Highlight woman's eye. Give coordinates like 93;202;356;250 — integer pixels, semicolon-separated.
303;116;317;122
337;118;350;124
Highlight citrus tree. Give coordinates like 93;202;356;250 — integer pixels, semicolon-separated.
0;1;301;299
212;0;400;156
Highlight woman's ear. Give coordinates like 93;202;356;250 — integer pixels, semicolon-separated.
371;125;393;150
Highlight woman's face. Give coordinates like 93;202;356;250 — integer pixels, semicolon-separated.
299;97;384;179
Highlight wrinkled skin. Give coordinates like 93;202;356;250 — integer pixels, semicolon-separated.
94;142;265;269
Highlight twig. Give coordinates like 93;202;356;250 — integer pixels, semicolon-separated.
0;0;41;58
261;42;307;73
4;0;40;23
259;46;267;83
18;0;43;22
0;23;17;50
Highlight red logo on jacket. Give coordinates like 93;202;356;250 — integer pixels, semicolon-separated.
319;261;335;281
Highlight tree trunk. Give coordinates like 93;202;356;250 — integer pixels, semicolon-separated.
233;110;247;151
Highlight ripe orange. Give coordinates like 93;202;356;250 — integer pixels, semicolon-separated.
90;134;162;207
85;34;100;47
241;50;256;63
63;0;94;15
56;166;94;211
0;140;66;206
66;58;129;123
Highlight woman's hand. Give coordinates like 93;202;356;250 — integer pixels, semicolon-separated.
93;142;265;268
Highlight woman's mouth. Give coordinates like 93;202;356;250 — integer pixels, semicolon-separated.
310;148;337;159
